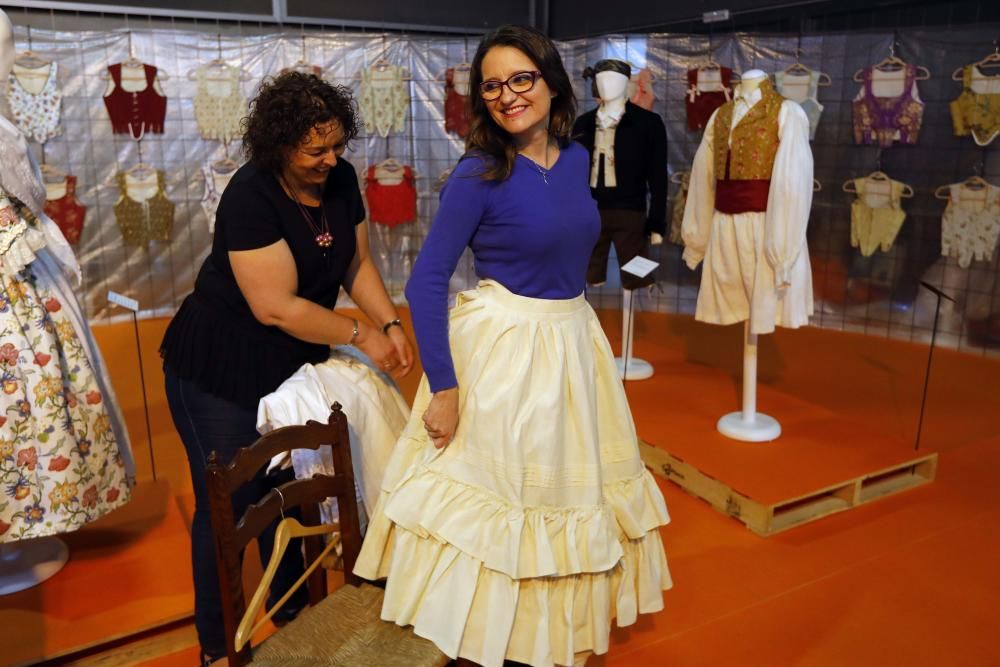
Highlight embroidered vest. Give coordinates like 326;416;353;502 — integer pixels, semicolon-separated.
949;65;1000;147
713;79;783;181
852;65;924;147
103;63;167;135
44;175;86;245
113;170;174;245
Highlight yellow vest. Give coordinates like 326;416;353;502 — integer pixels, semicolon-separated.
713;79;784;181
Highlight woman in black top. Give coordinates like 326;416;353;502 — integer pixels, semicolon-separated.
160;72;413;663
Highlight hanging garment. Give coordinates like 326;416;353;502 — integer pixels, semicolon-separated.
257;347;410;533
444;66;471;138
849;176;907;257
280;63;323;77
102;62;167;135
686;66;733;131
113;170;174;245
6;61;62;144
852;64;924;147
949;65;1000;147
682;79;814;334
629;67;656;111
774;70;824;140
192;63;246;142
0;190;134;543
669;172;690;245
941;182;1000;268
200;161;238;234
358;65;409;137
43;175;86;245
365;163;417;227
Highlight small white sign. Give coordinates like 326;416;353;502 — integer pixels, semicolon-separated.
107;291;139;312
703;9;730;23
620;256;659;278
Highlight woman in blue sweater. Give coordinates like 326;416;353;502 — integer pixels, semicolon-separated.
355;25;671;667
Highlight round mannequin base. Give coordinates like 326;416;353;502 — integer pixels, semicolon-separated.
0;537;70;595
615;356;654;381
717;412;782;442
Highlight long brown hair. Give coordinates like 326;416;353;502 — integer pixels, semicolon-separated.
465;25;577;181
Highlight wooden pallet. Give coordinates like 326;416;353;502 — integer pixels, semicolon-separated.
640;441;938;536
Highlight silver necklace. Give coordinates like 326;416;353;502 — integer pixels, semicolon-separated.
523;142;551;184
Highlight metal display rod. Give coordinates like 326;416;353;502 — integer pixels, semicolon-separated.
1;0;491;35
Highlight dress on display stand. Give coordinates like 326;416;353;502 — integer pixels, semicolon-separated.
0;116;134;544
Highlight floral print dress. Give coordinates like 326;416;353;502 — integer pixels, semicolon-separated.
0;190;132;542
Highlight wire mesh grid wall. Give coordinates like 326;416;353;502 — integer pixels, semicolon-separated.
6;20;1000;356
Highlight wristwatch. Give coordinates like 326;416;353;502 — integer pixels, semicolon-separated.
382;318;402;335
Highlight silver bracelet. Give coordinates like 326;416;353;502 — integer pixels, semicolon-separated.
348;319;360;345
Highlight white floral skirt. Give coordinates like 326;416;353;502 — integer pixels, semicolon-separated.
354;280;672;667
0;263;132;541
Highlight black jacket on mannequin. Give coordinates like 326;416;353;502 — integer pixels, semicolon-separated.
572;101;668;236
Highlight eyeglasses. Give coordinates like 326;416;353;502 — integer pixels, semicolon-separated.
479;71;543;100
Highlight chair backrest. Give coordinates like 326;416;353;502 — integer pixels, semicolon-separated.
205;403;362;665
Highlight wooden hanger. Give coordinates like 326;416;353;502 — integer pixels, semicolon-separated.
101;33;170;82
952;44;1000;80
40;163;68;184
813;178;822;192
435;62;472;82
235;515;341;651
378;157;404;171
186;34;254;82
781;58;832;86
13;27;50;71
670;170;690;185
212;157;240;173
13;50;50;72
935;175;992;200
853;43;930;82
843;173;913;197
355;61;412;81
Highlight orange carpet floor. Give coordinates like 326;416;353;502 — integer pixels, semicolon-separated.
1;309;997;666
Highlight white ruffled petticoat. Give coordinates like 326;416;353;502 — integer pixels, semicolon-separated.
355;280;672;667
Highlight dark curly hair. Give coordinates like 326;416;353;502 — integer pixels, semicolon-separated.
242;72;360;173
466;25;577;181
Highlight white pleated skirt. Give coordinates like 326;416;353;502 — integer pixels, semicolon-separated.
354;280;672;667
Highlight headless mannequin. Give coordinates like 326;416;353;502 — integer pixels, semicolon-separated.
594;70;656;380
717;68;783;442
0;8;72;594
739;69;767;95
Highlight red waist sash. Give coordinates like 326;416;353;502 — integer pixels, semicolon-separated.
714;179;770;214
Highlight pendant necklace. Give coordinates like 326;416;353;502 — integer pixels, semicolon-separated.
523;141;551;185
281;175;334;250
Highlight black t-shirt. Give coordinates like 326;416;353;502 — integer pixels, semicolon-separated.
160;159;365;408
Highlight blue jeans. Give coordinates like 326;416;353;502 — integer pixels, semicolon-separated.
164;366;308;658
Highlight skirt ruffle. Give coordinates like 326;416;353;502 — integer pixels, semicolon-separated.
354;281;671;667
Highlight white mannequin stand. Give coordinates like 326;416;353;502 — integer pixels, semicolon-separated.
0;9;72;594
716;321;781;441
595;68;658;381
617;288;653;380
715;70;781;442
0;539;70;594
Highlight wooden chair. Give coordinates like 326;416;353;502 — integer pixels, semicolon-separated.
205;403;448;666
